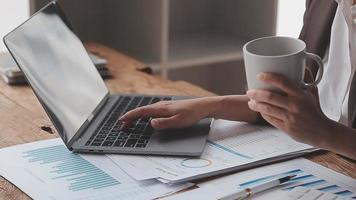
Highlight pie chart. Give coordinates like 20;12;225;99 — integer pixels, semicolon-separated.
180;158;212;168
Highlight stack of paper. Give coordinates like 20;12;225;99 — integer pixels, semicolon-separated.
0;52;111;85
109;120;316;184
0;120;321;199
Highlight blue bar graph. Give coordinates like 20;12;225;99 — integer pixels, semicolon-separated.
22;145;120;192
238;169;356;199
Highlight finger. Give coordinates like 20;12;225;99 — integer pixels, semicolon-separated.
248;100;287;121
258;73;302;96
247;89;289;109
119;105;172;122
151;116;182;130
304;67;315;83
261;113;285;130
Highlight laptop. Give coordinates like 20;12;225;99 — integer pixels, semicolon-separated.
3;1;211;156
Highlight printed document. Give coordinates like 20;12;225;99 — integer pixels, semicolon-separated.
0;139;192;200
163;158;356;199
109;120;316;183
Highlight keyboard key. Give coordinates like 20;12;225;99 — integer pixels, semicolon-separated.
143;126;153;135
102;126;111;131
134;124;146;133
152;97;160;104
124;139;138;147
117;105;126;113
109;133;119;137
96;134;106;138
111;128;121;133
94;138;104;143
102;141;114;146
139;97;151;107
129;134;141;139
113;125;121;129
106;136;117;141
91;142;101;146
131;97;140;102
114;140;126;147
85;141;92;146
122;97;131;104
138;139;148;144
118;136;129;140
119;131;130;137
140;135;151;140
140;118;150;123
126;127;135;133
100;130;110;135
135;143;147;148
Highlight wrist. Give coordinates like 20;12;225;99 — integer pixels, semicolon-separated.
203;96;224;118
314;117;338;149
317;118;356;160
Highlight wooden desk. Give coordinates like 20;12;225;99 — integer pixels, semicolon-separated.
0;44;355;199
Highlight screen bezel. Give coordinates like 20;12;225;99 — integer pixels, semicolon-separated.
3;1;110;149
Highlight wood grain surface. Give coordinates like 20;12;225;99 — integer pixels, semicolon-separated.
0;43;354;200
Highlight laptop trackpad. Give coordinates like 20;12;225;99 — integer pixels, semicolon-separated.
147;118;211;155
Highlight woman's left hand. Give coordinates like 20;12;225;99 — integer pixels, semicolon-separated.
246;73;329;145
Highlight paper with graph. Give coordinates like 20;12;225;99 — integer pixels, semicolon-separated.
163;158;356;199
0;139;192;200
109;120;316;183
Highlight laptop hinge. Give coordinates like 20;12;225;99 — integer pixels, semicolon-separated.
67;93;111;148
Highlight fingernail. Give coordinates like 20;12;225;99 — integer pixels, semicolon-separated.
246;90;255;97
248;100;255;108
151;119;158;127
257;73;266;80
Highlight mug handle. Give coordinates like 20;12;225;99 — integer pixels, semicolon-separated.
302;52;324;88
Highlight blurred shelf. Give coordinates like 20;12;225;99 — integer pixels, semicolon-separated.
30;0;277;94
167;31;245;68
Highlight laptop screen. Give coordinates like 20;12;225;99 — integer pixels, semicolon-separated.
3;2;108;144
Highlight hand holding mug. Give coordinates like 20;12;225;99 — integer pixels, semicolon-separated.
244;36;328;145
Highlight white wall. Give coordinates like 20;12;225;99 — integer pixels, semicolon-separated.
0;0;29;52
277;0;305;37
0;0;305;50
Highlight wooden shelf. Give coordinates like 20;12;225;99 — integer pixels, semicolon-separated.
167;31;244;68
30;0;277;94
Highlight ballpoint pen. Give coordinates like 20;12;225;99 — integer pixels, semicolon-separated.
218;174;297;200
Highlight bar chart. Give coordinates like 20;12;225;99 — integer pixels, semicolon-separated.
239;169;356;199
22;145;120;192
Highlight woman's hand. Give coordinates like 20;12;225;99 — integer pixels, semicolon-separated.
119;98;217;130
246;73;329;145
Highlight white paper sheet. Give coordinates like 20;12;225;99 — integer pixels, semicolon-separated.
0;139;193;200
109;120;316;183
163;158;356;200
282;187;353;200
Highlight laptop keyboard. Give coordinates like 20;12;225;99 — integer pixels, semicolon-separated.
85;96;172;148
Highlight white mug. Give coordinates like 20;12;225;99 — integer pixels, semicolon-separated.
243;36;324;92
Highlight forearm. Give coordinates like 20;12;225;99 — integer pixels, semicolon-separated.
317;119;356;160
205;95;258;123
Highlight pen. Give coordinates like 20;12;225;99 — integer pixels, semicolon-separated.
218;174;296;200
